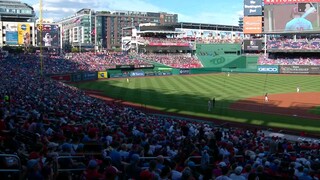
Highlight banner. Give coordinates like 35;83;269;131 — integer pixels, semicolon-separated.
6;31;18;45
280;65;311;74
243;16;263;34
279;65;320;74
130;71;145;77
110;73;129;78
115;65;134;69
18;24;30;45
82;72;98;80
98;71;108;79
37;24;60;47
244;40;263;51
257;65;279;73
134;64;154;69
244;0;263;16
179;69;190;75
265;0;320;5
72;73;82;82
50;75;71;82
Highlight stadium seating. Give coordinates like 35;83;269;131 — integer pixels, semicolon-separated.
139;53;203;68
258;55;320;65
0;53;320;180
267;38;320;50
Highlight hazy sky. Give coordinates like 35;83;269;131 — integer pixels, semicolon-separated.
23;0;243;25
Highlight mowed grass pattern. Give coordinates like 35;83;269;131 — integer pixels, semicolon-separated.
77;73;320;133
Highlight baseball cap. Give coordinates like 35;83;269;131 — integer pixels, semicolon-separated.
218;162;227;167
235;166;243;175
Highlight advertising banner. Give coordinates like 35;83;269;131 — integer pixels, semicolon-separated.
257;65;279;73
264;2;320;33
130;71;145;77
98;71;108;79
264;0;320;5
244;0;263;16
134;64;154;69
244;39;263;51
309;66;320;73
280;65;311;74
6;31;18;45
145;72;156;76
72;73;82;82
37;24;60;47
116;65;134;69
50;75;71;82
110;73;129;78
82;72;98;80
179;69;191;75
243;16;263;34
18;24;30;45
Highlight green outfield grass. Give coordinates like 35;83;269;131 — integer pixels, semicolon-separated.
76;73;320;133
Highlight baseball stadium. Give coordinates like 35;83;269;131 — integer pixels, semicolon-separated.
1;0;320;179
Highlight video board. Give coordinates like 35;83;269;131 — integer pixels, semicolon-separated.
243;39;263;51
37;24;60;47
264;1;320;33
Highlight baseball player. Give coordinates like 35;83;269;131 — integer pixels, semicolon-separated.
208;99;212;111
264;93;269;103
297;86;300;93
126;78;130;83
284;6;315;32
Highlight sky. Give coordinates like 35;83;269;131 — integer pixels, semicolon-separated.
23;0;243;26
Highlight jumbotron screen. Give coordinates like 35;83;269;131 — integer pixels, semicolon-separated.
264;2;320;33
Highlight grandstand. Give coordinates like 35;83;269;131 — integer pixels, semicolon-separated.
123;24;203;69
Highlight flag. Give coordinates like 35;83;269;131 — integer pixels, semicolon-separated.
73;17;81;24
91;28;96;36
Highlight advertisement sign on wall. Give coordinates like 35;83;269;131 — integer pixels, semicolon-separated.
243;16;263;34
244;0;263;16
82;72;98;80
98;71;108;79
244;39;263;51
18;24;30;45
130;71;145;77
257;65;279;73
280;65;320;74
179;69;191;75
50;75;71;82
6;31;18;45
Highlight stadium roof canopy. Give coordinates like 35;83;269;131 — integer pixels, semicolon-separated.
137;30;183;34
173;22;242;32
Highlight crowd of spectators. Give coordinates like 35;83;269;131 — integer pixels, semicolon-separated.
0;53;320;180
12;52;151;75
258;55;320;65
267;38;320;50
139;53;203;68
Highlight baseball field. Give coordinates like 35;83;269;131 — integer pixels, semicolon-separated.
76;73;320;133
